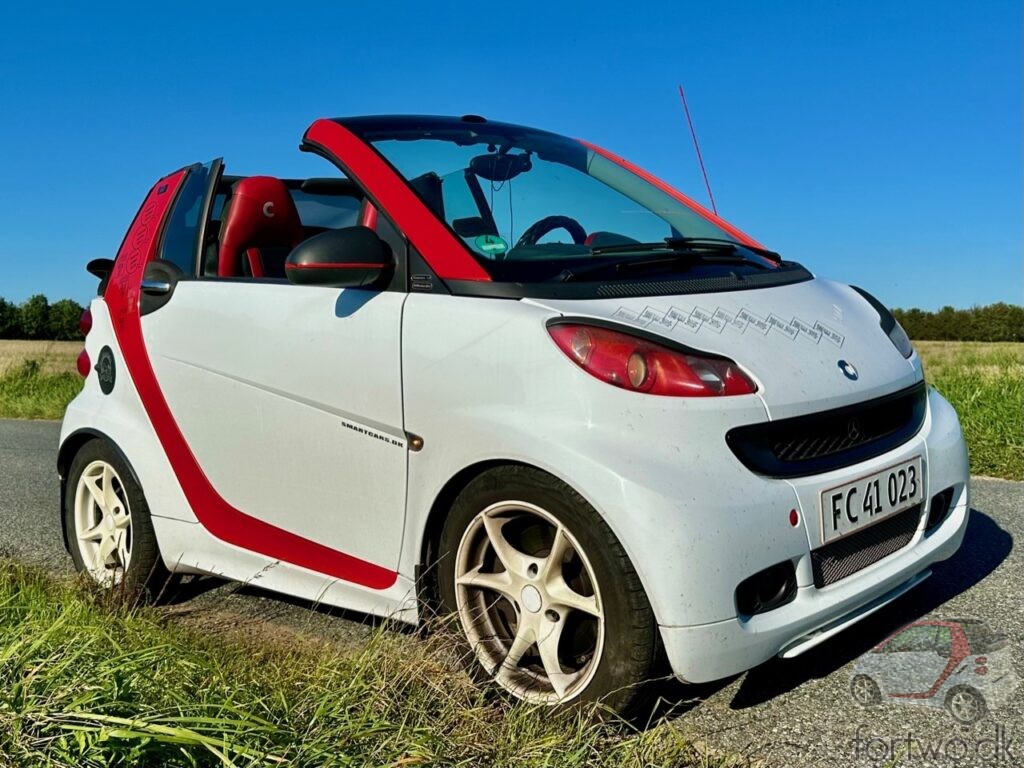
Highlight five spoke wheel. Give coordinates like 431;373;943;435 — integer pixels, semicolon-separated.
73;459;133;586
454;501;604;703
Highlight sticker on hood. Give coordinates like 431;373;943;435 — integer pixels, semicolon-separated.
611;304;845;347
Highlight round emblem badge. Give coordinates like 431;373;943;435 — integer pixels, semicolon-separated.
96;346;116;394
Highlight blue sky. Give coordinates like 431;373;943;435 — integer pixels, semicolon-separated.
0;1;1019;309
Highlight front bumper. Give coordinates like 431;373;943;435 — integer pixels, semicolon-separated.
656;387;971;684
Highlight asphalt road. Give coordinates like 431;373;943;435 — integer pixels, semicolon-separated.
2;419;1021;767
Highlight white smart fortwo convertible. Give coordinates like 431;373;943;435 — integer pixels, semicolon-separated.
60;115;970;714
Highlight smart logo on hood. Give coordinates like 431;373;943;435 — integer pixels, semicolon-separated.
610;304;845;348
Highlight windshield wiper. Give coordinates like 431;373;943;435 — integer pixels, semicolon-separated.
665;237;782;261
557;239;776;282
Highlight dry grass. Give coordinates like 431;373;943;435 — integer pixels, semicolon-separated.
0;340;80;375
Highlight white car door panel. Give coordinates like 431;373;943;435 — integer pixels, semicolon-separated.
141;280;407;570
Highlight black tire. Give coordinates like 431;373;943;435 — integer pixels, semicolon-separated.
945;685;987;724
436;465;660;716
850;674;882;706
64;439;172;602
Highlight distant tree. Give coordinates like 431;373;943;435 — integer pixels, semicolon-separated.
893;302;1024;342
0;298;19;338
18;294;50;340
48;298;85;341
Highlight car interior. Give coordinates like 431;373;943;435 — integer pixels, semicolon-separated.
202;175;367;279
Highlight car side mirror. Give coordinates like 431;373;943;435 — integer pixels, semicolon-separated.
286;226;394;288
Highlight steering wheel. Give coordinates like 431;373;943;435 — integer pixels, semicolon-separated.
515;215;588;249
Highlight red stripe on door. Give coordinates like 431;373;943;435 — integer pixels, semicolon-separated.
105;169;399;590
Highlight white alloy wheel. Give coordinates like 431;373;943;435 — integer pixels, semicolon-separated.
73;459;133;586
454;500;605;703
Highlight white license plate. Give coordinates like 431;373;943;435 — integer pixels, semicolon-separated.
819;456;923;545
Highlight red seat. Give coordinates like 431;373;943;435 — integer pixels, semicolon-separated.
218;176;304;277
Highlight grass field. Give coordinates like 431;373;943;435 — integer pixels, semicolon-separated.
915;341;1023;480
0;561;707;767
0;340;82;420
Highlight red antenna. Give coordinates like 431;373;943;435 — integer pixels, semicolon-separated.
677;84;718;215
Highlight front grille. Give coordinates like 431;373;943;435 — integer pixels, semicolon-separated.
812;504;922;587
726;381;927;478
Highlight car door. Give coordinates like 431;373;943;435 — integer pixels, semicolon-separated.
135;160;408;585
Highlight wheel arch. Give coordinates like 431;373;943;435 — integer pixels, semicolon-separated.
57;428;143;554
416;458;542;609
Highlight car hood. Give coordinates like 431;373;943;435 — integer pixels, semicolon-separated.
525;277;923;420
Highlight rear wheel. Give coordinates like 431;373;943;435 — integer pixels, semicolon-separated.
850;674;882;706
437;466;659;714
64;439;170;600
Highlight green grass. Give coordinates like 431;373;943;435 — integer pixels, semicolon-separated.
0;562;709;768
0;359;82;420
916;342;1024;480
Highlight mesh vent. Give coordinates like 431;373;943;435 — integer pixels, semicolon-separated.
727;382;927;478
812;504;922;587
593;266;813;299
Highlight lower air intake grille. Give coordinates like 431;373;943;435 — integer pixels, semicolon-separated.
812;504;922;588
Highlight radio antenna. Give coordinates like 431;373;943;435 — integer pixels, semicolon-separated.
677;84;718;215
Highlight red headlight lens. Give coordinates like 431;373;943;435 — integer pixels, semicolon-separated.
79;308;93;336
548;323;757;397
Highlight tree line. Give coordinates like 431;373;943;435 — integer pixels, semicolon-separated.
0;294;1021;343
0;295;86;341
892;303;1023;343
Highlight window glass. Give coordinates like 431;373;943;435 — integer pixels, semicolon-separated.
888;625;936;652
290;190;361;229
359;125;776;284
960;623;1008;653
159;162;213;274
934;627;953;656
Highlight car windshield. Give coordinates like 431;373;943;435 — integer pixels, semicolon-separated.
352;120;776;283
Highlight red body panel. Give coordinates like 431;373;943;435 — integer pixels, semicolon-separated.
105;170;399;590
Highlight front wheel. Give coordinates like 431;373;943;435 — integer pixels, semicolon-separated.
945;685;987;724
437;466;659;714
64;439;170;600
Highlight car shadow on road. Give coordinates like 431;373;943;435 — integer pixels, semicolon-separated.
726;509;1013;710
